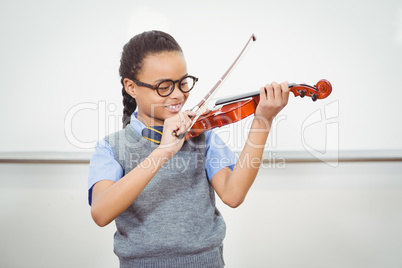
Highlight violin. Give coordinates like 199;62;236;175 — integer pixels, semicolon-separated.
176;34;333;140
183;79;332;140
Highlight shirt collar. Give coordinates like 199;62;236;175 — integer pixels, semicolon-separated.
129;112;146;135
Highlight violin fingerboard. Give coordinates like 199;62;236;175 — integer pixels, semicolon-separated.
215;90;260;106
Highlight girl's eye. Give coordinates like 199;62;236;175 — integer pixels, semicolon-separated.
158;81;173;91
180;78;189;87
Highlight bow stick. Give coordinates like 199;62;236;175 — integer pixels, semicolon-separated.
175;34;257;138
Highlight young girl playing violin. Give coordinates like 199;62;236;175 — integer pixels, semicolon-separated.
88;30;289;267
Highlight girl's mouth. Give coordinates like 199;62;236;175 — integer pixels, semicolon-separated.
165;103;182;113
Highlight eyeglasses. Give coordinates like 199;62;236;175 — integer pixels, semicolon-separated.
132;75;198;97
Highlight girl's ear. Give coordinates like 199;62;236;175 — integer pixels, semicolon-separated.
124;78;136;98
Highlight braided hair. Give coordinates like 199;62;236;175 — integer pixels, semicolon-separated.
119;30;183;128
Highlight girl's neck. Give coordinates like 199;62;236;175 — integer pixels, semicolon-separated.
136;113;164;127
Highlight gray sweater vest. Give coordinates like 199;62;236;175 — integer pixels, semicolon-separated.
105;125;226;267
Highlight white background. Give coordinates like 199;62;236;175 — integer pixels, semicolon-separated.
1;1;402;268
1;0;402;153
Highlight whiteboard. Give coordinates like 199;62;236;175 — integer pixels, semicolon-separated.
1;0;401;153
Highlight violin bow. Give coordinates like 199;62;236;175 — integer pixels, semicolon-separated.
176;34;257;138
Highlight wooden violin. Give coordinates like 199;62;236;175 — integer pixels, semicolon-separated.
183;79;332;140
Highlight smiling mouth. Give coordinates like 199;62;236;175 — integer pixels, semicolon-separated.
166;104;181;109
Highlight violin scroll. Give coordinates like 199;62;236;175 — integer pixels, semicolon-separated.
289;79;332;101
315;79;332;99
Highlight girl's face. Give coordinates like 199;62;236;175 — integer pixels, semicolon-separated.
130;51;190;127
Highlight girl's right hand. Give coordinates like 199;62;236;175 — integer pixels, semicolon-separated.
158;110;196;156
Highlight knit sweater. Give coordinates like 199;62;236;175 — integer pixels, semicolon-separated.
105;125;226;267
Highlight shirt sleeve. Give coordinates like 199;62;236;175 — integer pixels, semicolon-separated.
204;130;237;181
87;139;123;205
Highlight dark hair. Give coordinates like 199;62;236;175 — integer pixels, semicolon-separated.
119;30;183;128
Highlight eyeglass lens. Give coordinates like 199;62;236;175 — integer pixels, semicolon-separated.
157;76;196;96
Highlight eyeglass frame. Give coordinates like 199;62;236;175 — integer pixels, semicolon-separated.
131;75;198;97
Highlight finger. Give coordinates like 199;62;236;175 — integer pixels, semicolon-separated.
272;81;282;100
259;86;267;100
178;111;185;124
177;112;190;135
181;112;193;129
280;81;290;104
182;111;192;127
184;116;192;130
182;110;197;131
264;84;275;101
184;110;197;117
170;113;184;137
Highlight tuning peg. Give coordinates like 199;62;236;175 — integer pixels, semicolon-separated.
299;90;306;98
311;94;318;101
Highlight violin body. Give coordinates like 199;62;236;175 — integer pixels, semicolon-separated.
186;95;260;140
184;79;332;140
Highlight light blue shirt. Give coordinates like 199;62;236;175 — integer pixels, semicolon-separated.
88;113;236;204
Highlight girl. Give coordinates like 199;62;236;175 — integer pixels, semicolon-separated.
88;30;289;267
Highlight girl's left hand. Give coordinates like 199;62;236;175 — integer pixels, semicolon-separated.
254;81;290;127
